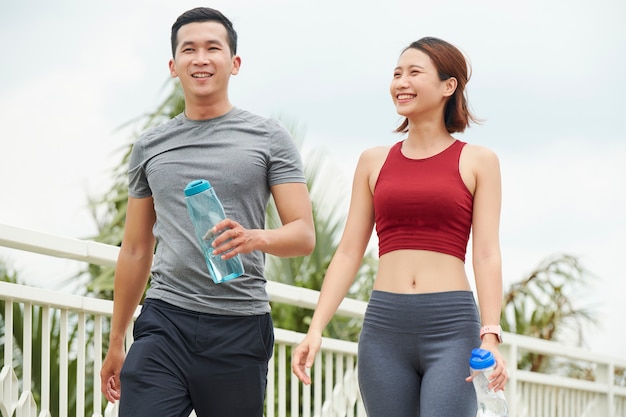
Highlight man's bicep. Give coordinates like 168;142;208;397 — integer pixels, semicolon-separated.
122;196;157;250
270;182;313;226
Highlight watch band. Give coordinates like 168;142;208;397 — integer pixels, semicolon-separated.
480;325;503;343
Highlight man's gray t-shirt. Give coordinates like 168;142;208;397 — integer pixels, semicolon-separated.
128;107;305;315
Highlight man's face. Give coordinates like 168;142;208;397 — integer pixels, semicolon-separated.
169;21;240;103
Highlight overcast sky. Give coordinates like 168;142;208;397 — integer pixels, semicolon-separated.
1;0;624;358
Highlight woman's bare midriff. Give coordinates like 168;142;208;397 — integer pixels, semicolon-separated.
373;250;471;294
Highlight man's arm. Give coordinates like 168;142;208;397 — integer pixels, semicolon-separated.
263;182;315;257
100;196;156;402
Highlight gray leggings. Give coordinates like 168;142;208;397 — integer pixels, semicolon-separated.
358;290;481;417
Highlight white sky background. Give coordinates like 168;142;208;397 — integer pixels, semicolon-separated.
0;0;625;358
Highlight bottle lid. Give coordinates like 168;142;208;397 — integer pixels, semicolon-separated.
184;179;211;196
469;348;496;370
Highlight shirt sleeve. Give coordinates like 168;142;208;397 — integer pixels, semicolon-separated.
267;119;306;187
127;139;152;198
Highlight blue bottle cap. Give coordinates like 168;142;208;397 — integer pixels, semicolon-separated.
469;348;496;370
184;179;211;196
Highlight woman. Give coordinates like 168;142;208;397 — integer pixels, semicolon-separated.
292;37;508;417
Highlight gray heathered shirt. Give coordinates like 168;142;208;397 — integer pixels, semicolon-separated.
128;107;305;315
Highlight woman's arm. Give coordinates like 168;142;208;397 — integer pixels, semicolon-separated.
291;148;381;384
468;145;508;391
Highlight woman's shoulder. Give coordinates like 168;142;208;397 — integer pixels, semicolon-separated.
352;145;397;186
461;142;501;177
461;142;499;163
353;145;392;172
359;143;396;161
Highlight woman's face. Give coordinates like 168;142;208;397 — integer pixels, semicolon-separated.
390;48;451;119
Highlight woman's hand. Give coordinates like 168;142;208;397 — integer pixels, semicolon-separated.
466;342;508;392
291;332;322;385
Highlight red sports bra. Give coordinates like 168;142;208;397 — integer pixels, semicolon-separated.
373;140;473;262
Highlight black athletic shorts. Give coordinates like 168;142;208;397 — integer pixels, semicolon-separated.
119;299;274;417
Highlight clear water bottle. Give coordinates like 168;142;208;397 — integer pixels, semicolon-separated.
469;348;508;417
184;179;244;284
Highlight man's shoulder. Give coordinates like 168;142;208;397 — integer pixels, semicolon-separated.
229;107;284;132
136;114;183;144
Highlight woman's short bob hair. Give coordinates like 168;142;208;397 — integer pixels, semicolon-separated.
395;37;479;134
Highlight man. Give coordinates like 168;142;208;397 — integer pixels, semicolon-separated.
100;7;315;417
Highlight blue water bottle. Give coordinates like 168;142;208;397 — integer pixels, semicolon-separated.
469;348;508;417
184;179;244;284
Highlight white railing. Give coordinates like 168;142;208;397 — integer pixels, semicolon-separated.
1;223;626;417
0;280;362;417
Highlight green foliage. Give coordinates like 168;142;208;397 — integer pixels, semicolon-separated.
501;253;599;374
